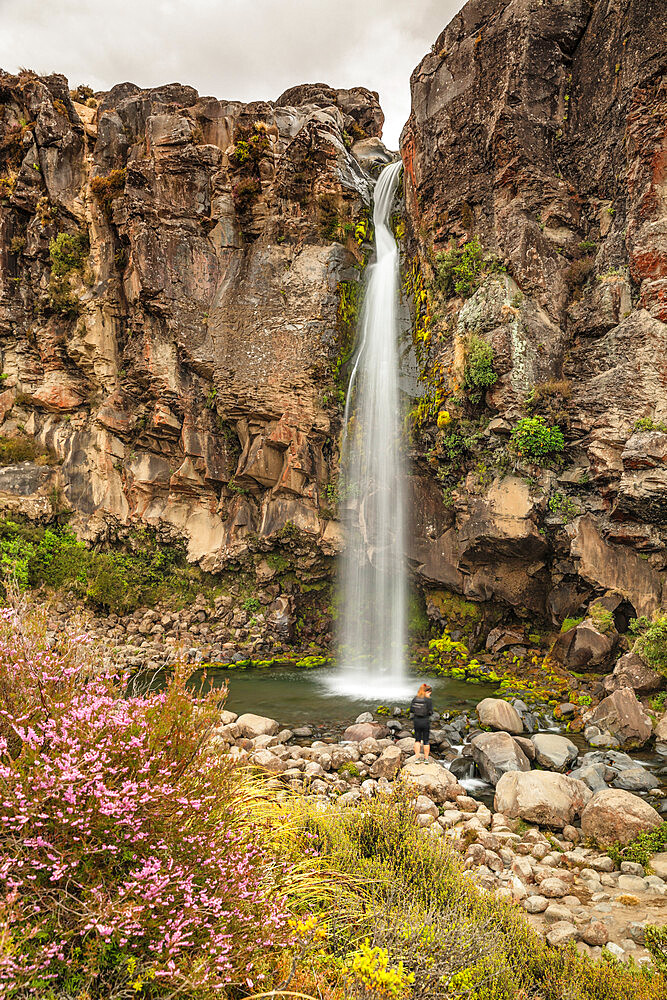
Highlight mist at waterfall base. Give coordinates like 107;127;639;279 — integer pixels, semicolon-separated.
329;159;413;701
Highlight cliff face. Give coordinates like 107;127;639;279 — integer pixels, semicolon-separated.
401;0;667;631
0;72;391;627
1;0;666;651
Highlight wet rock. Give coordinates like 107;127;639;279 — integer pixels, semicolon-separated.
236;713;280;738
580;789;663;846
495;771;592;830
531;734;579;772
476;698;524;735
471;731;531;785
569;764;609;794
612;767;660;793
588;688;653;749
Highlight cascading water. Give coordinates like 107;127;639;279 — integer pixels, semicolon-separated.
334;158;409;699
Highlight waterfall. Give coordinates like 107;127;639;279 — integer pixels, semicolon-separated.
335;159;409;699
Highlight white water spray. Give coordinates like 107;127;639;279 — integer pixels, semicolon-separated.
335;159;409;699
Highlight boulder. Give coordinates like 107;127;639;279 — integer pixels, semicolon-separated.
401;759;462;804
568;764;608;794
580;789;663;846
655;713;667;745
370;746;402;780
476;698;523;734
650;853;667;879
531;734;579;772
494;771;592;829
612;767;660;792
551;622;617;672
236;713;280;738
603;653;663;696
546;921;578;947
250;750;286;774
588;687;652;748
471;731;531;785
343;722;388;742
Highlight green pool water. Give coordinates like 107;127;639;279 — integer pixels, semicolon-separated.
192;665;499;729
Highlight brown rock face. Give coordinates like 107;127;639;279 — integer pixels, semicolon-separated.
401;0;667;625
0;70;388;625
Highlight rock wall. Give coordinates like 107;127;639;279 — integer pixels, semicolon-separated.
0;72;391;617
1;0;666;647
401;0;667;631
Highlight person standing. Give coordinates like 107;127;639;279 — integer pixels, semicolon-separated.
410;683;433;760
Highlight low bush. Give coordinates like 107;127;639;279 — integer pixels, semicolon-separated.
607;822;667;869
90;168;127;219
49;231;89;276
510;415;565;464
0;605;294;997
435;236;483;298
463;335;497;403
0;519;211;614
0;435;55;466
630;612;667;676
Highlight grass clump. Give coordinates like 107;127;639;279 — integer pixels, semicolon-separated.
510;415;565;464
630;612;667;676
561;616;584;634
435;236;483;298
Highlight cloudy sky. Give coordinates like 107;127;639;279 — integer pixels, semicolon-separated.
0;0;466;148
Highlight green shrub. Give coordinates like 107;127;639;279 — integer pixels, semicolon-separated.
510;416;565;464
630;612;667;676
607;822;667;869
284;792;667;999
561;616;584;633
463;335;497;403
232;177;261;212
645;925;667;974
242;596;261;613
435;236;483;298
548;491;579;523
0;519;207;614
634;417;667;434
49;231;89;276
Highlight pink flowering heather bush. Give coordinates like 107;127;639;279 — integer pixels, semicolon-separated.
0;603;292;998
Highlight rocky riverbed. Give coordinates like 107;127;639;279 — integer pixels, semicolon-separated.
211;698;667;965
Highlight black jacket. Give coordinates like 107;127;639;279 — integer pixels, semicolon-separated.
410;695;433;719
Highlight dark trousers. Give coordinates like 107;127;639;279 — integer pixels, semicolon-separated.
414;719;430;745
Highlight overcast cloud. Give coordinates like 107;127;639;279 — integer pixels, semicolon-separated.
0;0;465;148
